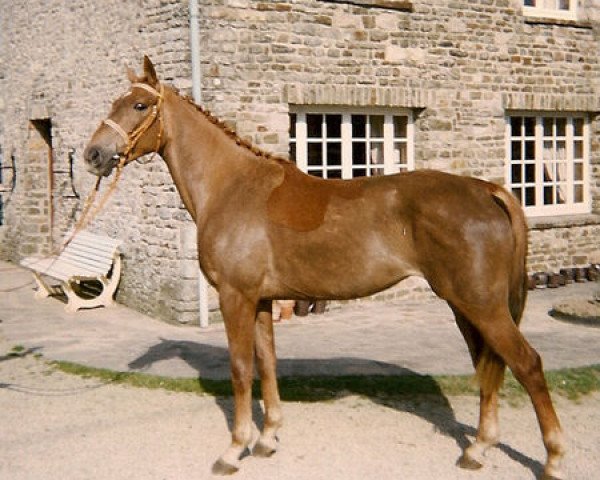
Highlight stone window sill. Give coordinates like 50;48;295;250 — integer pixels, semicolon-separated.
528;213;600;231
524;15;593;29
318;0;413;11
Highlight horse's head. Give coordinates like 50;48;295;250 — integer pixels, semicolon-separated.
84;56;164;177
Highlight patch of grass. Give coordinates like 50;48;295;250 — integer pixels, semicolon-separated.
9;345;26;356
545;365;600;400
52;360;600;403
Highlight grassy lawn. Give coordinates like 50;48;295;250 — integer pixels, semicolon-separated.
53;360;600;403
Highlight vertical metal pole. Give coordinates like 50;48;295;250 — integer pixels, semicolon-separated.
189;0;209;328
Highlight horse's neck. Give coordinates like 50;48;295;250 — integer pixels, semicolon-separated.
160;89;254;223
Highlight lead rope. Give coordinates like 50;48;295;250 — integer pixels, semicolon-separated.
60;157;126;250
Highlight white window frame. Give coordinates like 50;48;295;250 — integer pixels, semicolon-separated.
523;0;577;21
290;106;414;179
506;112;590;217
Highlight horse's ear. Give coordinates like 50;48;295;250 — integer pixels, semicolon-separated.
143;55;159;87
126;66;138;84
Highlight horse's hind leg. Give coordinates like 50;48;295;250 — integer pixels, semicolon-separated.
461;304;566;480
253;300;283;457
453;310;504;470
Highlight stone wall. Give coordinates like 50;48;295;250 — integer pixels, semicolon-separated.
0;0;599;325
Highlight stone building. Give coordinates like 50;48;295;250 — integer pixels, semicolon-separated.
0;0;598;325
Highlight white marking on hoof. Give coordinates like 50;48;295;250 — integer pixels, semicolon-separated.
253;436;278;458
458;443;486;471
212;458;239;476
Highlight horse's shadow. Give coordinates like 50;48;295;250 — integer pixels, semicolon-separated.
128;338;543;477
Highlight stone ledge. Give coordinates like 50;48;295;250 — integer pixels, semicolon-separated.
524;16;593;29
528;213;600;231
503;93;600;113
318;0;413;11
285;84;432;108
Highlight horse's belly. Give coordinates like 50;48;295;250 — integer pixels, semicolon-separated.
267;229;419;300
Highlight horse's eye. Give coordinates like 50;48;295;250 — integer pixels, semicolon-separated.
134;103;147;111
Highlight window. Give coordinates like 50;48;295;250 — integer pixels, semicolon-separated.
507;114;589;216
290;107;414;179
523;0;577;21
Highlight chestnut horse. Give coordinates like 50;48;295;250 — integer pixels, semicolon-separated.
84;57;565;479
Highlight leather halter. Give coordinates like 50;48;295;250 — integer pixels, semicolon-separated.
102;83;164;165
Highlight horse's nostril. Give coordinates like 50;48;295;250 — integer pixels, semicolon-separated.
85;147;101;166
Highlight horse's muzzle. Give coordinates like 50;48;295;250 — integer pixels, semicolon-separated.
84;145;120;176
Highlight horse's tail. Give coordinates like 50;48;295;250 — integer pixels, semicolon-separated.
476;184;529;394
490;185;529;326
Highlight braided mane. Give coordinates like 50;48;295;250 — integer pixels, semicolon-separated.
174;87;290;165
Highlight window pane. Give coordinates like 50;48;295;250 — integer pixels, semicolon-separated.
525;187;535;206
327;143;342;166
353;168;367;177
556;118;566;137
371;167;385;177
525;163;535;183
543;140;553;160
326;114;341;138
574;117;584;136
307;143;322;166
353;141;366;164
511;141;522;160
543;118;553;137
544;186;554;205
352;115;366;138
370;115;384;139
307;114;322;138
524;0;535;6
558;0;570;11
511;116;522;136
525;140;535;160
289;143;296;161
370;142;384;165
394;116;407;138
524;117;535;137
394;143;407;166
574;185;583;203
511;164;522;183
574;162;583;181
556;184;567;204
308;170;323;178
289;114;296;139
328;169;342;179
574;140;583;159
512;188;522;202
556;140;566;160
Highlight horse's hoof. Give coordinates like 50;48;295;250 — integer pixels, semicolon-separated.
457;453;484;470
253;439;277;458
212;458;239;476
540;473;564;480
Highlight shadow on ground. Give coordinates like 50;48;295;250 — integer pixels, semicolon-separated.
129;338;544;478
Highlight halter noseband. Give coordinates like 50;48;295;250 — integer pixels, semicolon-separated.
102;83;164;165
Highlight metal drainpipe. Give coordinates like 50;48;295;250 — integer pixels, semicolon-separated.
189;0;209;328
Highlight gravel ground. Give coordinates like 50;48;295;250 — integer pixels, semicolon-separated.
1;335;598;480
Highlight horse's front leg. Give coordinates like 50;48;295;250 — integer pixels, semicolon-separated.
253;300;283;457
213;286;258;475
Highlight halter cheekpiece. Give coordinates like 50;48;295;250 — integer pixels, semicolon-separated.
102;82;164;165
